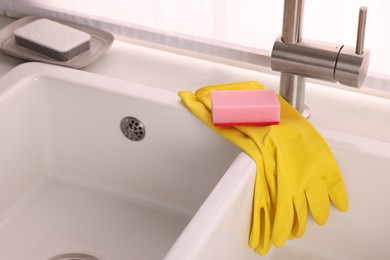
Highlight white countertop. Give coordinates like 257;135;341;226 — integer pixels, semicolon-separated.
1;14;389;144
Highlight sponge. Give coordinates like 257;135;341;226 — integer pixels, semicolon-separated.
211;89;280;126
14;18;91;61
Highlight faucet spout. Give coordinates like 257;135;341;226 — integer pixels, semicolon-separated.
272;0;370;117
282;0;304;45
280;0;307;115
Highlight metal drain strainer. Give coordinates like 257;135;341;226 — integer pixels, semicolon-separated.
120;116;146;141
48;253;100;260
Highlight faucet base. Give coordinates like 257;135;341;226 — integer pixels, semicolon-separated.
279;73;310;118
301;105;311;119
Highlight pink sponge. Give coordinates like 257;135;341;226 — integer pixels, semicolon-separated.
211;89;280;126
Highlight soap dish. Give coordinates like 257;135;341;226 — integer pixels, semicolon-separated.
0;16;114;69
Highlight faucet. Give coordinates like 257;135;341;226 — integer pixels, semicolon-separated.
271;0;370;116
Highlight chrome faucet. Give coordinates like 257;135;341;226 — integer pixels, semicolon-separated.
271;0;370;116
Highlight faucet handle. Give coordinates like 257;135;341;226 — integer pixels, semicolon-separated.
356;6;367;55
334;6;370;88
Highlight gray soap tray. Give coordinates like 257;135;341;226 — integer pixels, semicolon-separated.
0;16;114;69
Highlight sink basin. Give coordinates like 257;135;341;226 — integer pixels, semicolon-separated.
0;62;242;259
0;62;389;260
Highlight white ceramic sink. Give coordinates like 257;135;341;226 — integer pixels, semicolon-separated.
0;62;242;260
0;63;389;260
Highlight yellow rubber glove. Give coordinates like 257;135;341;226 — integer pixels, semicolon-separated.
193;81;349;248
179;90;273;255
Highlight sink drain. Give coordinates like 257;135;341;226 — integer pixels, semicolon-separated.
48;253;100;260
120;116;146;141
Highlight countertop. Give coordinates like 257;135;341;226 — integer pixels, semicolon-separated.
1;14;390;144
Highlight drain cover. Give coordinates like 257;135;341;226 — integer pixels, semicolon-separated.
120;116;146;141
48;253;100;260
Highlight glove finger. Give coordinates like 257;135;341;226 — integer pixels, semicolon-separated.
323;171;349;212
291;192;308;238
305;179;330;225
249;161;271;249
317;144;349;212
238;131;272;255
271;188;294;248
249;195;272;255
270;145;294;248
255;208;272;256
